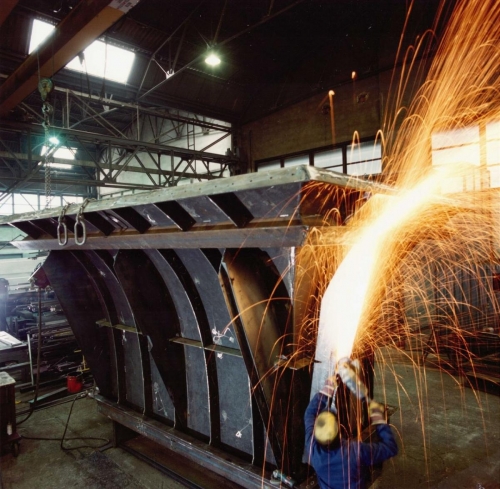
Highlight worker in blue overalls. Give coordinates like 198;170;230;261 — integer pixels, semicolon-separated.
304;374;398;489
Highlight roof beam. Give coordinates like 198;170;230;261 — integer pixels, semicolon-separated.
0;0;19;29
0;0;140;118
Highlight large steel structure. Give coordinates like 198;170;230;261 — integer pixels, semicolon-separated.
1;165;381;486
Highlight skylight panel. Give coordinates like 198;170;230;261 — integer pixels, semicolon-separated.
29;19;55;53
41;145;76;160
65;41;135;83
41;145;76;169
29;19;135;84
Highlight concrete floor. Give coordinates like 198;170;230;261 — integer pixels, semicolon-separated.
1;349;499;489
373;348;500;489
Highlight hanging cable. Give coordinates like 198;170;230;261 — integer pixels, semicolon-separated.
19;391;110;451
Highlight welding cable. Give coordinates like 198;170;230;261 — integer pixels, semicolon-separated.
14;386;94;417
19;391;110;451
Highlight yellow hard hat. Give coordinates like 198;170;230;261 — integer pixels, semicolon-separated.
314;411;339;445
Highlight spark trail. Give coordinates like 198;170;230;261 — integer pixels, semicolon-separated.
310;0;500;391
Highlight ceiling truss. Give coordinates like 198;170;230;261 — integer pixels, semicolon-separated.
0;113;237;198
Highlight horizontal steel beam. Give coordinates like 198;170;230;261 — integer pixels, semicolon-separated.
0;172;164;191
10;225;310;250
0;120;236;164
95;395;271;489
51;87;233;132
0;151;223;180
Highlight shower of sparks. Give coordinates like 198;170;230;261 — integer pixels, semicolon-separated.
303;0;500;407
222;0;500;480
314;167;460;382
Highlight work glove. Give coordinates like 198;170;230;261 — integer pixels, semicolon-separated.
369;401;387;425
320;375;337;398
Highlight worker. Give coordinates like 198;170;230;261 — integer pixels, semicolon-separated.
304;375;398;489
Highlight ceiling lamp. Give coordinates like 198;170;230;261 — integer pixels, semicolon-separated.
205;52;221;66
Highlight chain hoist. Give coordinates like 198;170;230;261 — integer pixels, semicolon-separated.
38;78;54;208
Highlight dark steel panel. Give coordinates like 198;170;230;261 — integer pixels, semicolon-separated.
41;251;114;398
208;192;254;228
139;334;153;416
121;332;148;411
144;249;222;443
176;249;238;350
221;248;298;473
110;207;151;233
264;430;277;465
184;345;210;439
178;195;236;226
114;250;188;429
31;218;58;238
216;352;253;458
11;221;43;239
201;249;224;274
69;251;122;402
85;250;146;411
84;211;117;235
263;248;295;297
150;354;175;422
133;204;179;229
235;183;301;220
154;201;196;231
145;249;202;341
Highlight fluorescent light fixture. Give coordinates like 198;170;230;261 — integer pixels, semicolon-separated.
205;53;221;66
48;136;60;145
29;19;135;84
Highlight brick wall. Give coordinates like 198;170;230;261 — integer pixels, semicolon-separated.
240;62;431;170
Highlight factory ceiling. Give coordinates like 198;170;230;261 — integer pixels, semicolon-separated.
0;0;455;199
0;0;453;126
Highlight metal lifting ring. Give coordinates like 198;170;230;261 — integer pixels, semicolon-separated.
57;222;68;246
74;198;91;246
74;218;86;246
57;203;70;246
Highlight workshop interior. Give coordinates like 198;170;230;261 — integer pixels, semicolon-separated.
0;1;499;488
